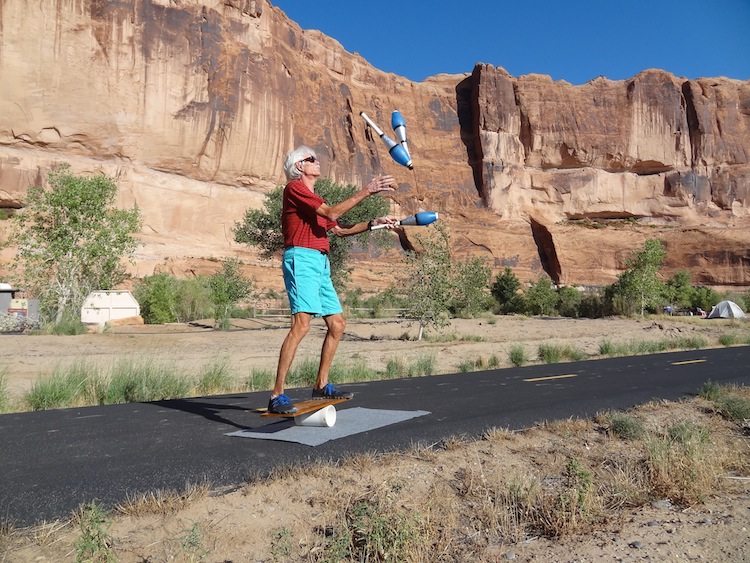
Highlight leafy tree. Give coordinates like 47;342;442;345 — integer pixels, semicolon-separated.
134;273;215;324
403;222;453;340
524;275;559;316
611;238;667;316
5;165;141;324
663;270;693;313
578;290;606;319
689;286;721;312
557;286;583;318
233;179;391;288
491;267;525;314
450;256;493;317
134;273;179;324
208;258;254;329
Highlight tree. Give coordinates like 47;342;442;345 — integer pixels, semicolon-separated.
491;267;524;314
557;286;582;318
663;270;693;313
690;286;721;312
609;238;667;316
208;259;254;329
403;222;453;340
524;275;559;316
233;179;391;288
450;256;493;317
5;165;142;324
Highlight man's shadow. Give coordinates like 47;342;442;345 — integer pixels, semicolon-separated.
152;395;271;430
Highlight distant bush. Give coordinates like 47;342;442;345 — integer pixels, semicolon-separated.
134;273;213;324
557;286;582;318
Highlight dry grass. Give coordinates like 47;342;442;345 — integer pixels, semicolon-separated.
114;481;211;517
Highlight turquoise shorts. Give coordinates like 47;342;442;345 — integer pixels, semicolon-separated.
282;247;342;317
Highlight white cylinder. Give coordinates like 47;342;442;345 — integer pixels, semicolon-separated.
295;405;337;427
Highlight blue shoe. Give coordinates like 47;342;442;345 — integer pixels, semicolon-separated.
268;394;297;414
312;383;354;400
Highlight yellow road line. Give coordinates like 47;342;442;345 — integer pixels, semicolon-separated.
671;359;706;366
523;374;578;382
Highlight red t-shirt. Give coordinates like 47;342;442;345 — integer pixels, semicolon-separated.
282;180;338;252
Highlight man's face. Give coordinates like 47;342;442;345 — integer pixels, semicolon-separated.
298;155;320;178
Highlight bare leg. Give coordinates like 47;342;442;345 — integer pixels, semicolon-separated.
313;313;346;390
272;312;311;397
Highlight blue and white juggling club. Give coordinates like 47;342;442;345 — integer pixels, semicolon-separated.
370;211;439;230
360;111;414;170
391;110;411;158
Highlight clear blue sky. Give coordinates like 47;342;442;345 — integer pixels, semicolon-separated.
272;0;750;85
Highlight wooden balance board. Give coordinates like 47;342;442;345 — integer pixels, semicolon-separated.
258;397;352;418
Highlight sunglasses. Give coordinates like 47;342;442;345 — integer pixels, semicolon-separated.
300;156;318;164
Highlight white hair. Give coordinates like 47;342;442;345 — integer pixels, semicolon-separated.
283;145;317;181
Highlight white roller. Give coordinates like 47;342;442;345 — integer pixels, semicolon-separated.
295;405;337;427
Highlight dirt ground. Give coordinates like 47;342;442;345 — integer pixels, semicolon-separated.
2;315;749;561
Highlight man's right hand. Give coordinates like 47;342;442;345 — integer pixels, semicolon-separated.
366;175;396;194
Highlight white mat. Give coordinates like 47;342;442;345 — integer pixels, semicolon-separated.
227;407;431;446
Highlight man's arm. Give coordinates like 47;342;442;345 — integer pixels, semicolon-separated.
316;175;395;221
330;217;397;238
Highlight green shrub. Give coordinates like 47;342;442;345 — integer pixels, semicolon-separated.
385;357;407;378
698;382;750;421
717;395;750;421
75;502;115;562
719;332;739;346
208;258;253;327
24;362;104;410
524;276;559;316
385;355;435;378
673;336;707;350
408;355;436;377
538;343;562;364
608;412;645;440
599;339;615;356
698;380;722;401
491;267;524;314
557;286;582;318
509;344;528;367
578;291;605;319
135;273;214;324
668;420;709;446
48;313;88;335
196;360;234;396
246;368;274;392
134;273;178;324
105;359;192;403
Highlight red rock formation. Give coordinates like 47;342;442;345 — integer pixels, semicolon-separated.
0;0;748;291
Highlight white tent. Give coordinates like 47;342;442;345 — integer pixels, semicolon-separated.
707;300;746;319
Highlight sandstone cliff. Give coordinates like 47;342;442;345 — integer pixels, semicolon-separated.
1;0;748;292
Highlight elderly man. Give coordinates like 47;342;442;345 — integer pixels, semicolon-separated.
268;146;397;414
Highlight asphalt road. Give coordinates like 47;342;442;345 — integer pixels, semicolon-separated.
2;346;749;526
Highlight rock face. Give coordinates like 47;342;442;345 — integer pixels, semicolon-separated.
470;65;750;285
1;0;748;291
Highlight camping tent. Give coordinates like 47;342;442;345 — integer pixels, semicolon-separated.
707;300;746;319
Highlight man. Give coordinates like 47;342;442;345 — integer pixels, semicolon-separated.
268;145;397;414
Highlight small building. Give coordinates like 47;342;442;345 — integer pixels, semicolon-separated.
0;283;40;321
81;290;141;325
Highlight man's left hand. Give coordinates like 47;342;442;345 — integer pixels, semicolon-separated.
371;216;398;229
